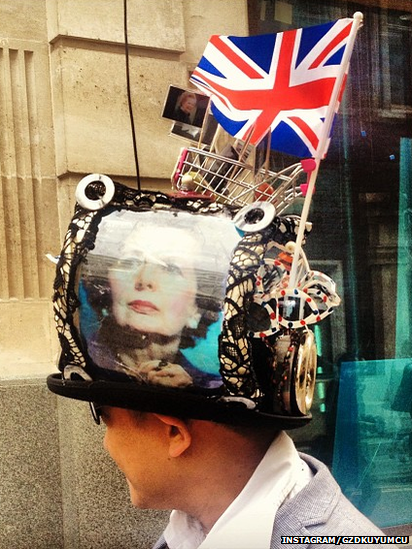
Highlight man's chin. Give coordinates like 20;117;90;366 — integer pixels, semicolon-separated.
127;480;145;508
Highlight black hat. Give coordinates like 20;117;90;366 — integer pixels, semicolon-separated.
47;174;340;428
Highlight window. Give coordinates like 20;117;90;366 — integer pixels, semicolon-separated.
248;0;412;531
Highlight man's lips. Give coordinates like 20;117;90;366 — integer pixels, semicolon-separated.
128;300;159;314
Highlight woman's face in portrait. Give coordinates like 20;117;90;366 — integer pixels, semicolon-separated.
180;95;196;114
108;225;200;337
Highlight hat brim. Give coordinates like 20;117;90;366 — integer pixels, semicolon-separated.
47;373;311;429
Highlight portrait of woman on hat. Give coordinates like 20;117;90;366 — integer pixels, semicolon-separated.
77;209;239;391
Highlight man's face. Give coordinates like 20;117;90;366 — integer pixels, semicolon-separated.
101;407;173;509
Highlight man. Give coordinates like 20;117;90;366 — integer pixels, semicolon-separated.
92;406;385;549
48;175;387;549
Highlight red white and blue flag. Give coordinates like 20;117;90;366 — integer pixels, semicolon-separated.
190;19;357;159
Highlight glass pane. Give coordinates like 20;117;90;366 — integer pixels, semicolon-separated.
333;359;412;527
248;0;412;530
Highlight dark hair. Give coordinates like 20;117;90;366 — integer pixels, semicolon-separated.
126;408;281;442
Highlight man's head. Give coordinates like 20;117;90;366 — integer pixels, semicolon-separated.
96;405;279;525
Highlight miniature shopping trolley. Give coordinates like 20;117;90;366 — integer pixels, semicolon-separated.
171;144;308;214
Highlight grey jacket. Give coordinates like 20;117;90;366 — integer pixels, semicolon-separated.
153;453;387;549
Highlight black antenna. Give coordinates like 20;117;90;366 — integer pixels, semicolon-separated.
124;0;141;190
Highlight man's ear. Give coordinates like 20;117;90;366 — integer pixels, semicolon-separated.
154;414;192;458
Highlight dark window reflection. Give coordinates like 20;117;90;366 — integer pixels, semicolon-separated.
248;0;412;530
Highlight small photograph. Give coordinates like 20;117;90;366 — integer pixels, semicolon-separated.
200;113;219;145
254;133;271;175
171;121;202;142
162;85;210;128
170;112;219;145
78;209;241;390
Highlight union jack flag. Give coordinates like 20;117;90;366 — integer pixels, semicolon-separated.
190;19;357;159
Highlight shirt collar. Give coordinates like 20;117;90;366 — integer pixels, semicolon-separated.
164;431;312;549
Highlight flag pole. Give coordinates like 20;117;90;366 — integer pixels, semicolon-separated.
288;11;363;289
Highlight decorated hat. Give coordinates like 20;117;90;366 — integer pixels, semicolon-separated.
47;174;340;428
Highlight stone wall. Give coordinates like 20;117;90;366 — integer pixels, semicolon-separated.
0;378;170;549
0;1;248;547
0;0;248;379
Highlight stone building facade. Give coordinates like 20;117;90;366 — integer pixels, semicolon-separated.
0;2;248;547
2;1;412;546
